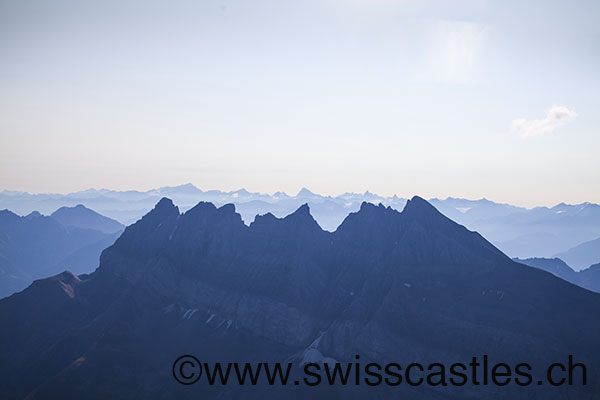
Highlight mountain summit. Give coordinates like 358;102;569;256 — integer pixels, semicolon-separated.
51;204;124;233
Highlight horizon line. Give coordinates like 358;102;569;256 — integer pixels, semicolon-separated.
1;183;597;211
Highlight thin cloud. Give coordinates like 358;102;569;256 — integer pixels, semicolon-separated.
510;105;577;139
428;21;487;85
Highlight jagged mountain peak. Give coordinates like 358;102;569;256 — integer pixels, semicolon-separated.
290;202;310;215
121;197;179;234
402;195;440;214
155;197;176;210
342;201;398;223
248;204;320;234
138;198;179;222
218;203;237;213
250;212;278;229
283;203;320;226
335;196;508;268
358;201;389;212
248;203;324;233
399;195;459;229
185;200;217;214
183;202;243;225
111;196;506;279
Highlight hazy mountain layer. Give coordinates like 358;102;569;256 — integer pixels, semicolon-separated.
516;257;600;293
0;205;121;298
51;204;124;233
554;237;600;271
2;184;598;258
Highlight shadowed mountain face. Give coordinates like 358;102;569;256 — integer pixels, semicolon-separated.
0;197;599;399
0;207;121;298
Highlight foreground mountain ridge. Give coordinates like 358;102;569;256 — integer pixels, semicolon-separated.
0;196;599;399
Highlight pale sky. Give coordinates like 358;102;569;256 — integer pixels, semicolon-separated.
1;0;599;207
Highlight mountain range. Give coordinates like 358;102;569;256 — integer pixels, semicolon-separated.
515;257;600;294
0;197;598;399
2;184;599;263
554;237;600;271
0;205;123;298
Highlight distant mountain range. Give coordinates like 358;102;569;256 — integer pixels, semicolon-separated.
554;237;600;271
0;205;123;298
0;197;598;399
1;184;599;262
430;198;600;265
514;257;600;293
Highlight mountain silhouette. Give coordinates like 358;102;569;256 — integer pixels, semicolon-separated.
51;204;124;233
0;208;120;298
554;236;600;271
516;257;600;293
2;187;599;257
0;197;598;399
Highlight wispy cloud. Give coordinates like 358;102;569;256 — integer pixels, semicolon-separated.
427;21;487;85
510;105;577;139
